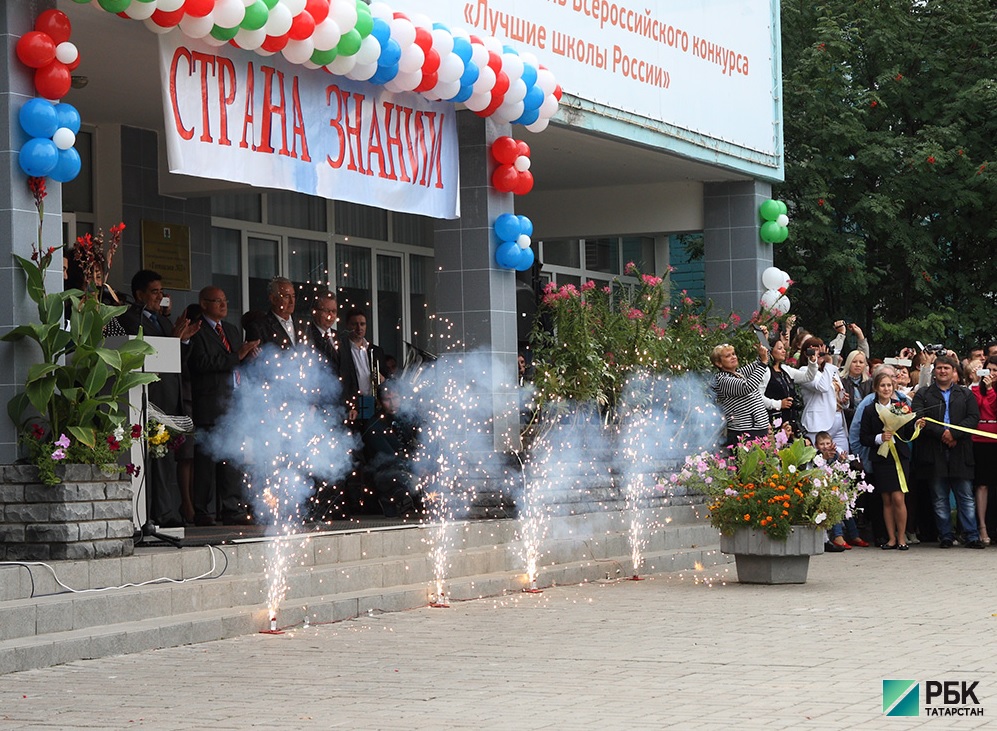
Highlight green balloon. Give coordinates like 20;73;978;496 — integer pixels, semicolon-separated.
776;200;788;216
759;199;781;221
311;47;339;66
774;225;790;244
354;8;374;39
211;24;241;41
337;29;363;57
98;0;131;13
241;1;269;31
760;221;781;243
262;0;280;9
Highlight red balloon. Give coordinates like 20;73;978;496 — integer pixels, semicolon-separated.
306;0;330;25
414;28;433;53
553;84;563;101
66;52;82;72
516;140;531;158
392;11;409;20
491;137;519;165
151;8;185;27
35;62;71;100
481;94;504;117
261;34;290;53
16;32;57;69
414;71;438;93
34;10;72;44
422;48;441;75
469;35;483;45
288;11;316;41
513;171;535;196
492;165;518;192
185;0;216;18
487;52;502;73
492;71;510;97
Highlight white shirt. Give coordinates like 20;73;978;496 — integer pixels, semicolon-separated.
276;314;296;345
351;339;372;395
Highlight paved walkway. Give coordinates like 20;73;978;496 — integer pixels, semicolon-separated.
0;544;995;730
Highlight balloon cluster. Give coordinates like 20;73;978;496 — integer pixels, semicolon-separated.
759;199;790;243
15;10;83;182
494;213;534;271
85;0;561;131
760;266;792;316
490;136;533;195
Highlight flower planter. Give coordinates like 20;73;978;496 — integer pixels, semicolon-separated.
720;526;824;584
0;464;135;561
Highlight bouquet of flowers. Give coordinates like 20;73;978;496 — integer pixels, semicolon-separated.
873;401;919;458
672;432;871;540
144;419;186;459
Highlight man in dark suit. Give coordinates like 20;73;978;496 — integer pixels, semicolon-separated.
244;276;303;351
340;306;388;428
913;355;984;548
302;289;342;381
187;286;259;526
118;270;200;527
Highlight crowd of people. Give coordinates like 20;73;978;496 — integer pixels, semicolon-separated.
117;271;418;529
711;317;997;552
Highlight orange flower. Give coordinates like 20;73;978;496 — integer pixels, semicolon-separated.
743;514;751;521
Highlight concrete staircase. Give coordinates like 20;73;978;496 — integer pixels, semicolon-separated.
0;499;728;675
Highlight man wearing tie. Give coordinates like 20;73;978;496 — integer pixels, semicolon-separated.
118;270;199;527
187;286;259;526
340;306;388;429
244;276;303;352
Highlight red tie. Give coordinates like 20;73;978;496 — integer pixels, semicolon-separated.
215;322;231;353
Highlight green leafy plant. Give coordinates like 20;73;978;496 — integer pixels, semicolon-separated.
1;177;157;484
672;432;871;540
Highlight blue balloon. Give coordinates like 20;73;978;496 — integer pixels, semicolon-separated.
517;215;534;237
522;85;545;112
18;137;59;177
515;245;535;272
513;108;541;127
452;37;473;63
370;18;391;46
19;98;58;139
370;63;399;85
496;241;521;269
459;61;479;87
432;22;450;32
379;38;401;67
494;213;521;242
502;45;519;56
50;147;81;183
448;85;474;103
521;64;538;88
54;103;81;134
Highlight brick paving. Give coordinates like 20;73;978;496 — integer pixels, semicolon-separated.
0;544;995;730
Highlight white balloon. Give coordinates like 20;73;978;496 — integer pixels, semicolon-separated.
408;12;433;30
53;127;76;151
437;53;465;83
348;61;378;82
431;79;461;101
179;14;216;39
776;213;790;227
393;69;423;92
330;0;359;32
123;2;158;21
390;18;416;47
501;54;525;81
242;0;257;6
514;155;531;172
505;78;527;104
368;2;393;20
495;100;525;122
143;18;175;35
520;52;540;69
326;53;357;76
282;38;315;65
303;60;320;70
157;0;186;12
482;36;502;54
201;34;230;47
265;3;294;36
761;267;791;291
282;0;307;15
472;66;496;94
431;29;454;56
55;42;79;65
540;94;559;119
526;117;550;133
517;234;531;250
536;68;556;95
312;19;343;50
214;0;247;28
470;43;489;68
760;289;790;315
465;92;491;112
234;26;267;50
399;44;425;73
355;35;381;66
451;27;470;41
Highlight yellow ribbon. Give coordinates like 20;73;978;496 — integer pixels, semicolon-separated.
883;418;997;492
922;417;997;441
885;439;910;493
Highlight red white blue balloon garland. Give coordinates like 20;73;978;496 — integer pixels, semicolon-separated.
15;10;83;182
78;0;561;132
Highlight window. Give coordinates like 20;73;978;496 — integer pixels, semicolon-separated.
335;201;387;240
585;237;620;274
409;254;435;352
336;243;372;315
212;192;261;222
377;255;403;361
543;238;580;268
267;191;327;231
287;238;330;318
392;211;434;246
211;227;243;322
248;236;279;312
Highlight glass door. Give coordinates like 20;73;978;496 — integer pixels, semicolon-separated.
375;253;404;365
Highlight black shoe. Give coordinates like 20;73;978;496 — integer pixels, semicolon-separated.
881;543;898;550
824;541;846;553
965;539;986;549
938;539;954;548
897;544;909;551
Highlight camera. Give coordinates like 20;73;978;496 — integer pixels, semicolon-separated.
805;347;816;358
926;344;946;355
978;369;990;378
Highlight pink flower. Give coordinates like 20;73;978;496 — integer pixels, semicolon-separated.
626;308;645;320
601;286;612;294
641;274;663;287
581;280;596;291
51;448;66;461
625;261;637;274
55;433;70;449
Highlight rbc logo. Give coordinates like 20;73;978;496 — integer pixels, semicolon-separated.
883;680;983;717
883;680;919;717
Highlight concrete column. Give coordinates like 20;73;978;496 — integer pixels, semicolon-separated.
703;180;773;318
432;111;519;452
0;0;60;464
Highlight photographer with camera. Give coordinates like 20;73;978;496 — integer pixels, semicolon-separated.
761;336;818;432
829;320;869;368
798;337;850;452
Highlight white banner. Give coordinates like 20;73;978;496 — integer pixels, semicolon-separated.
390;0;779;160
158;32;460;219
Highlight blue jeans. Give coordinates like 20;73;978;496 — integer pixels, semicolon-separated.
930;478;978;542
830;517;859;540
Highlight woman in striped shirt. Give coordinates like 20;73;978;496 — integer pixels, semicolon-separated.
710;342;771;447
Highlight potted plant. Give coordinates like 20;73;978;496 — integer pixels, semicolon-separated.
672;432;871;583
0;177;157;560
